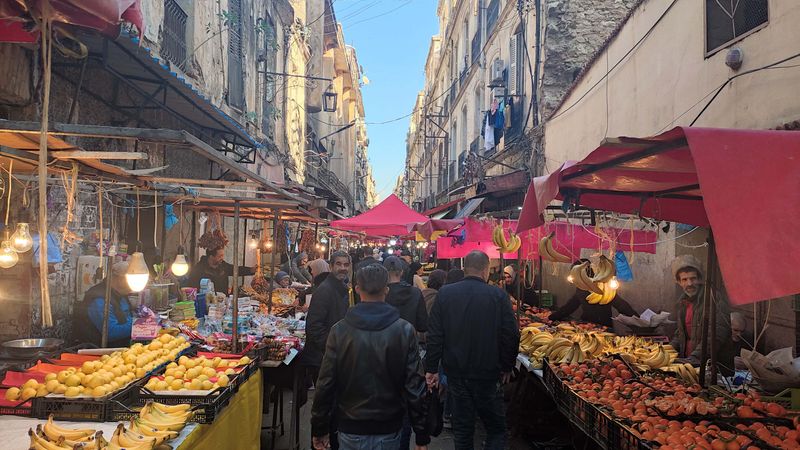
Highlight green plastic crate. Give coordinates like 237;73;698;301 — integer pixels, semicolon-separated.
540;292;554;308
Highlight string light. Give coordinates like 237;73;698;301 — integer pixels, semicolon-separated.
0;231;18;268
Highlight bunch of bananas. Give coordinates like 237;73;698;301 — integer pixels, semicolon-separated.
492;225;522;253
570;258;621;304
660;362;700;384
585;282;618;305
538;232;572;263
30;417;102;450
136;402;192;433
610;338;678;370
569;261;604;295
574;332;608;358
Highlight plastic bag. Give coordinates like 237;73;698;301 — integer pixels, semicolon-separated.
32;233;63;266
614;250;633;282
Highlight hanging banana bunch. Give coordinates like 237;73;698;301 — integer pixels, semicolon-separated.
492;225;521;253
538;232;572;263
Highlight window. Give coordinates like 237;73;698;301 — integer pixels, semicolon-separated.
706;0;768;54
486;0;500;37
261;14;277;137
227;0;245;109
162;0;188;71
474;89;482;140
509;27;525;95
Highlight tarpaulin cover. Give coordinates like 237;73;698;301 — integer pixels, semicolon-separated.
414;219;464;240
0;0;143;41
517;127;800;305
330;194;429;236
437;219;657;259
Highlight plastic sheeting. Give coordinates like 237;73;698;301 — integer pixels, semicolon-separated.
0;0;143;41
516;127;800;305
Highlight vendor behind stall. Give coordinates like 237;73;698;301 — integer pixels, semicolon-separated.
549;259;638;328
501;265;539;306
184;245;255;294
275;271;291;288
72;261;133;348
669;254;730;365
282;252;313;285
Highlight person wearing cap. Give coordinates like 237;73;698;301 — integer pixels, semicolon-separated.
282;252;313;285
71;261;134;348
549;259;638;328
275;271;291;288
670;254;730;366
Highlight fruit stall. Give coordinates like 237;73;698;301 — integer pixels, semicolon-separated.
510;127;800;448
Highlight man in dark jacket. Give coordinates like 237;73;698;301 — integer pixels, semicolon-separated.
311;264;429;450
184;246;254;294
425;250;520;450
304;250;352;370
352;247;378;304
384;256;428;333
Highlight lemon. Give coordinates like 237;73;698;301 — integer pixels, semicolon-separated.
173;370;185;380
201;380;213;390
216;374;230;388
224;368;236;375
81;361;97;374
238;356;251;366
159;334;173;344
135;368;146;378
45;379;60;393
20;387;37;401
44;373;57;382
148;340;163;351
92;386;108;397
197;374;209;383
64;386;81;398
155;381;169;391
5;387;21;401
170;379;184;390
36;385;49;397
22;379;39;391
189;379;203;390
202;367;217;378
202;359;214;368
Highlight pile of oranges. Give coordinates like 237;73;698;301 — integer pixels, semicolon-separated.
554;358;800;449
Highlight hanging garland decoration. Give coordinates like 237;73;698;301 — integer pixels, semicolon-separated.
299;228;315;255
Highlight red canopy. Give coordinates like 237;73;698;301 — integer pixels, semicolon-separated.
330;194;429;236
517;127;800;305
0;0;144;42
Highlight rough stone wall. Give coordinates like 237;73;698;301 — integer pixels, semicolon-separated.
539;0;642;118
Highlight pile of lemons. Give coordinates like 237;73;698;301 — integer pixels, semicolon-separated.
143;355;251;392
4;334;190;401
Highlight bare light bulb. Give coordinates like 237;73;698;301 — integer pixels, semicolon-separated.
567;274;575;283
171;254;189;277
248;236;258;250
126;252;150;292
11;223;32;253
389;239;397;246
608;277;620;290
0;238;18;268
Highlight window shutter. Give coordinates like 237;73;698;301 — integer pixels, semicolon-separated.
509;34;518;94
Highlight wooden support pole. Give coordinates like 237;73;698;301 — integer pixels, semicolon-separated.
268;210;280;315
232;201;240;354
699;232;715;387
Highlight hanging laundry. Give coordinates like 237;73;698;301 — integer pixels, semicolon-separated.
495;100;505;129
483;114;495;152
504;98;513;129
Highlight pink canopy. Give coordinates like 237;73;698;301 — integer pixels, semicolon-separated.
330;194;429;236
0;0;144;41
517;127;800;305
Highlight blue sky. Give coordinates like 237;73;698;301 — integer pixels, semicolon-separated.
336;0;439;200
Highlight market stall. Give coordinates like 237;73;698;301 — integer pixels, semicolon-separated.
508;126;800;449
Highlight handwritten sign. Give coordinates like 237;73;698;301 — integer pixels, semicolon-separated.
131;317;160;341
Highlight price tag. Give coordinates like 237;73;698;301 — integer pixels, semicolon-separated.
131;317;160;341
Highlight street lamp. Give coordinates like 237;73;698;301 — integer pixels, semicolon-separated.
323;87;337;112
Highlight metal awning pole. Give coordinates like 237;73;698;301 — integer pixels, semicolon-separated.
699;231;715;387
268;210;280;315
232;201;240;354
101;254;113;348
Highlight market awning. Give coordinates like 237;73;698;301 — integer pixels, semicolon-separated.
421;196;464;217
517;126;800;305
161;194;319;223
454;197;485;219
0;120;302;203
330;194;428;236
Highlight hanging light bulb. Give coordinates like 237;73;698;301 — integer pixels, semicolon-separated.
171;246;189;277
389;238;397;246
567;274;575;283
265;240;273;250
248;234;258;250
608;276;620;290
11;223;32;253
0;233;18;269
126;252;150;292
319;245;326;252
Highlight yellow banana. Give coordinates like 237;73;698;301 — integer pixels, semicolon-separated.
591;255;616;283
129;419;178;444
112;424;156;449
577;264;604;295
150;402;191;414
540;232;572;263
28;428;71;450
586;292;603;304
41;415;95;441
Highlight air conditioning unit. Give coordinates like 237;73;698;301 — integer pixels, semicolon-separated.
492;59;505;83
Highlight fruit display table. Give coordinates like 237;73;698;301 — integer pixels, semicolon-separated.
0;370;263;450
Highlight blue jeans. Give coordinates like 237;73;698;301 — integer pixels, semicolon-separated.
338;430;402;450
449;377;507;450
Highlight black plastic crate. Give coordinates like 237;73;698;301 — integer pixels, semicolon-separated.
133;383;235;424
32;377;145;422
542;359;567;404
0;398;34;417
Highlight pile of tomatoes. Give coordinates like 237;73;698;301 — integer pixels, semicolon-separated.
553;358;800;449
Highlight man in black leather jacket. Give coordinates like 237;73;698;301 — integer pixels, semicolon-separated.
425;250;520;449
303;251;352;371
311;264;429;450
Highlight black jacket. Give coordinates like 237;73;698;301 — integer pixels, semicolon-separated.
424;276;520;380
311;302;429;444
183;255;254;294
303;274;350;367
548;289;638;328
386;282;428;332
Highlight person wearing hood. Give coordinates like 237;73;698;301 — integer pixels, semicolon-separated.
384;256;428;333
501;265;539;306
185;246;255;294
275;271;291;288
307;258;331;290
311;264;429;450
549;259;638;328
282;252;313;285
669;254;730;365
